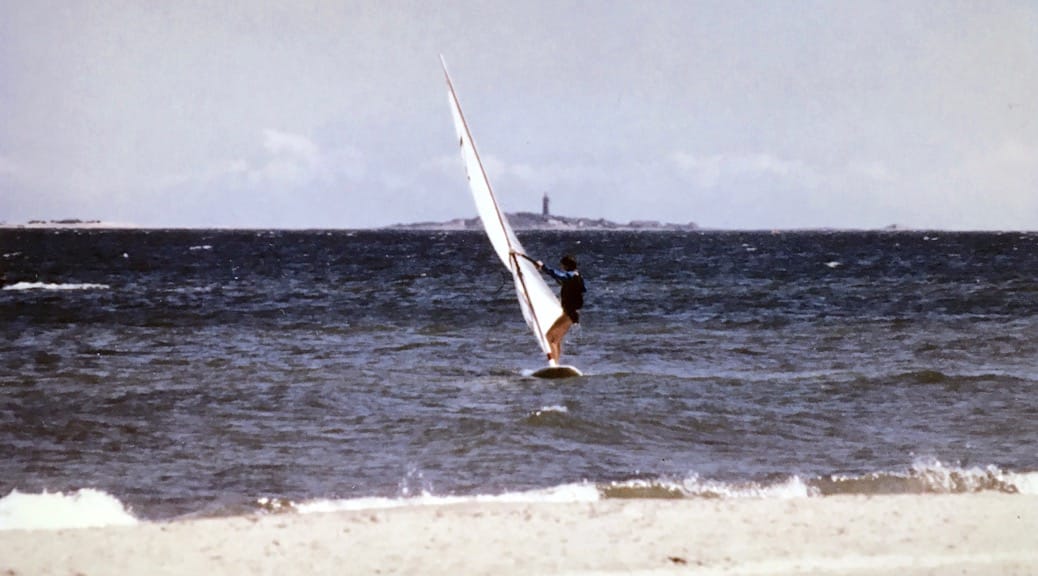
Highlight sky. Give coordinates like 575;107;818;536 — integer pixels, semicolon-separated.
1;1;1036;230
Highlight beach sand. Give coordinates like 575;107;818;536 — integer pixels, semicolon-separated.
2;494;1035;575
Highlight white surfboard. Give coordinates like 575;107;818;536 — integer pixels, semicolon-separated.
441;57;581;379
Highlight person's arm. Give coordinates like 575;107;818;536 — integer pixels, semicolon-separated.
540;264;577;283
511;250;573;282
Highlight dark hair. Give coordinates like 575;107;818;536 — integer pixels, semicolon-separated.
560;255;578;271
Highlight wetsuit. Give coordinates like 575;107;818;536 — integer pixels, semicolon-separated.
542;266;586;323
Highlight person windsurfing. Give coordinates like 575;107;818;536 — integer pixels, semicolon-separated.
519;253;585;365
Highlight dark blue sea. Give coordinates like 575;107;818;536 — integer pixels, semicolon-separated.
2;228;1037;525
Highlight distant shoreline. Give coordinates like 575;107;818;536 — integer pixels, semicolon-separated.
0;215;699;232
0;218;1025;233
0;219;138;230
387;212;700;231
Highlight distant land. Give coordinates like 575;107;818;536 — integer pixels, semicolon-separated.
389;212;700;231
0;216;698;231
1;218;934;232
0;219;136;229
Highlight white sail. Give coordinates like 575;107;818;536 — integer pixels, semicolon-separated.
440;57;563;359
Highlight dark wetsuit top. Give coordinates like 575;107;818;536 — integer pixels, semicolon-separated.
542;266;586;323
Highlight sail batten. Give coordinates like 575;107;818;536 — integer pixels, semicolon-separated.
441;57;562;357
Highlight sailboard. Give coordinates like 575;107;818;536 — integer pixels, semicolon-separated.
440;56;582;379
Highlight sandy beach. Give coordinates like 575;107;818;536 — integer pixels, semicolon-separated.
2;493;1035;575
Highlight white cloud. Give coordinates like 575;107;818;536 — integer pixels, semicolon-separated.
247;130;319;187
668;151;817;190
134;129;377;227
234;129;364;190
166;129;365;196
262;129;320;159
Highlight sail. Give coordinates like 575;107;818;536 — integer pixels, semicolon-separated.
440;57;563;358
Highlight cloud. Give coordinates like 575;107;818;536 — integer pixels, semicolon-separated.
159;129;366;194
251;129;320;186
135;129;378;227
668;151;817;190
232;129;364;191
262;129;320;159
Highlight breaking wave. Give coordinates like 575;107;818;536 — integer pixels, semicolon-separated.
0;489;138;531
600;460;1038;501
4;460;1034;529
262;483;601;515
256;461;1038;517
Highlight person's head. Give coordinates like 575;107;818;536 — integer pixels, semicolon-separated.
560;255;578;271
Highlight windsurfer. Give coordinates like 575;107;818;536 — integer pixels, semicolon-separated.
534;255;585;365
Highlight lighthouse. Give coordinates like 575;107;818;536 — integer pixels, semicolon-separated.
542;193;550;217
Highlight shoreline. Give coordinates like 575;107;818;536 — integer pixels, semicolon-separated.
3;493;1035;575
2;223;1028;234
5;218;1032;233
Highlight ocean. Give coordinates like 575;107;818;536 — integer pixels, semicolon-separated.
2;228;1037;528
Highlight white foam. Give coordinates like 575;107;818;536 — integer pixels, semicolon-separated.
679;475;815;499
0;489;138;531
1005;472;1038;495
909;457;1037;494
601;474;816;500
2;281;110;291
292;483;600;515
533;405;568;415
188;245;213;251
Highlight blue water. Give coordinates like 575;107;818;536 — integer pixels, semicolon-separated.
2;229;1037;520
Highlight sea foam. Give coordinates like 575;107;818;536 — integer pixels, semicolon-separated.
601;475;816;500
0;489;138;530
2;281;110;291
285;483;601;515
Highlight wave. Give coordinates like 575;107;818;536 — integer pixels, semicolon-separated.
0;489;137;531
814;458;1036;496
600;460;1038;501
5;463;1035;528
603;475;816;500
280;483;601;515
263;461;1038;517
525;404;570;423
2;281;110;291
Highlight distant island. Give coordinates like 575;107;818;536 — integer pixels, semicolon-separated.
389;212;699;232
0;218;949;232
1;219;136;229
28;218;102;226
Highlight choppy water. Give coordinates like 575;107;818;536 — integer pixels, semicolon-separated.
2;229;1037;525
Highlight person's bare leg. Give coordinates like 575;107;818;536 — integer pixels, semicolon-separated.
546;315;573;364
